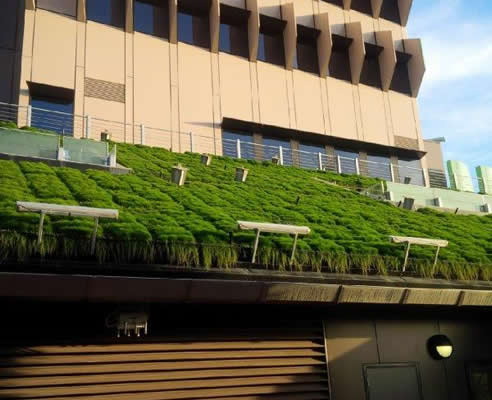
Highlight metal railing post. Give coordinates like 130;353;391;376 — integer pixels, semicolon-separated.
140;124;145;145
318;152;323;170
26;105;32;127
189;132;193;153
279;146;284;166
390;164;395;182
85;116;91;139
236;139;241;159
336;155;342;174
355;158;360;175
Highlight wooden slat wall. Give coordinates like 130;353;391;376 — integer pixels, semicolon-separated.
0;326;329;400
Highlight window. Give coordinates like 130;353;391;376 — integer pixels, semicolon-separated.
37;0;77;17
360;42;383;89
298;142;325;169
258;15;285;67
366;153;392;181
222;130;255;160
336;148;359;174
350;0;372;15
263;137;292;166
380;0;401;24
29;83;74;135
294;25;319;75
178;0;210;49
134;0;169;39
398;157;424;186
329;34;352;82
219;4;249;58
321;0;343;7
86;0;125;29
390;51;412;95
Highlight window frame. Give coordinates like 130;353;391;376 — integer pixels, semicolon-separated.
294;24;320;75
219;4;250;59
133;0;170;39
177;0;211;49
257;14;286;67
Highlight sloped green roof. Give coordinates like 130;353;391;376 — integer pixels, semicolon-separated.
0;142;491;280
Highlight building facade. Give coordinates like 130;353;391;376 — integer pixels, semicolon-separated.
1;0;447;185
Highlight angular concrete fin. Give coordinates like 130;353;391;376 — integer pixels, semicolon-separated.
247;0;260;62
399;0;413;26
376;30;397;92
403;38;425;97
125;0;134;33
343;0;352;11
315;12;332;78
26;0;35;10
210;0;221;53
169;0;178;44
77;0;87;22
282;2;297;71
371;0;383;19
346;22;365;85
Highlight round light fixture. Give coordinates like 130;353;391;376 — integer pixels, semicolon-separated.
428;335;453;360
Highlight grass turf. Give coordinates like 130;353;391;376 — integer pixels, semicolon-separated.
0;138;491;279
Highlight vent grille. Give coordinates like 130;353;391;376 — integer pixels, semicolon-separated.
394;135;419;150
85;77;125;103
428;169;448;189
0;326;329;400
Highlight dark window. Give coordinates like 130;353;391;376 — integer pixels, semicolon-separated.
364;364;423;400
178;0;210;49
294;25;319;75
365;153;392;181
37;0;77;17
258;14;285;67
328;34;352;82
380;0;401;24
390;51;412;95
134;0;169;39
29;83;74;135
86;0;125;28
321;0;343;7
350;0;372;15
298;142;325;169
222;130;255;160
219;4;249;58
336;148;359;174
398;157;424;186
263;136;292;166
360;42;383;89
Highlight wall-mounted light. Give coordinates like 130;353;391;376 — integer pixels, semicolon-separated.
428;335;453;360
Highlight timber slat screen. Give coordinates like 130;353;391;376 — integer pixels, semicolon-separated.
0;325;329;400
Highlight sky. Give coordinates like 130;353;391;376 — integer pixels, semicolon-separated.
407;0;492;172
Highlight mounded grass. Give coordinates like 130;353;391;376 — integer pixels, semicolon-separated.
0;132;491;280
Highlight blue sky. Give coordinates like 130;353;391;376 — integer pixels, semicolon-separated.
407;0;492;171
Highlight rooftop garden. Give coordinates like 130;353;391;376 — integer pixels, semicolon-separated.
0;129;491;280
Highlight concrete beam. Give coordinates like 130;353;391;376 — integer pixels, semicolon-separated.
282;2;297;71
375;30;396;92
346;22;365;85
403;38;425;97
210;0;220;53
315;12;332;79
246;0;260;62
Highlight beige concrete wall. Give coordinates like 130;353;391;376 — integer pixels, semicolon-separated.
31;10;76;89
16;0;424;158
424;140;445;171
293;70;324;134
358;84;389;145
133;33;171;133
85;22;125;84
219;53;253;123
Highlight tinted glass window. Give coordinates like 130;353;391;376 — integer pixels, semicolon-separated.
222;130;255;160
398;158;424;185
295;33;319;74
321;0;343;7
298;143;325;169
365;153;392;181
263;137;292;166
178;10;210;48
360;56;382;89
329;35;352;82
134;0;169;39
86;0;125;28
391;61;412;95
258;15;285;67
31;95;74;135
380;0;401;24
37;0;77;17
350;0;372;15
219;5;249;58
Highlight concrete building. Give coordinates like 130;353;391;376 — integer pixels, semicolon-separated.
1;0;447;186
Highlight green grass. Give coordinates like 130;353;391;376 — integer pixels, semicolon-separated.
0;137;491;280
